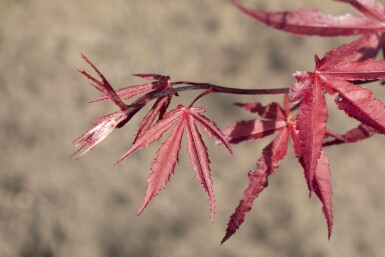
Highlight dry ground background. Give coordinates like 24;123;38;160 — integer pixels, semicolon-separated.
1;0;385;256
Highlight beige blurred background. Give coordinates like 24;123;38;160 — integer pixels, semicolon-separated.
1;0;385;256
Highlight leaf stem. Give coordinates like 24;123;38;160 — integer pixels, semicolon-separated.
188;89;214;108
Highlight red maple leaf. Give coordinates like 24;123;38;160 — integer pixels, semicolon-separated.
72;0;385;244
89;73;172;103
291;34;385;191
232;0;385;59
73;55;141;158
222;34;385;243
73;55;180;159
232;0;385;36
221;95;333;243
116;105;232;221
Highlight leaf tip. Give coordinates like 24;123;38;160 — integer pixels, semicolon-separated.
314;55;321;67
220;235;229;245
137;204;146;216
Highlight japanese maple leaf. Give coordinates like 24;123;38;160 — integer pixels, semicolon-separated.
232;0;385;36
78;54;129;111
74;55;179;159
115;105;232;221
221;96;333;243
290;34;385;192
232;0;385;59
87;70;177;140
89;73;172;103
73;55;142;158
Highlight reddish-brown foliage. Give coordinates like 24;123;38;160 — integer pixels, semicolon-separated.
73;0;385;244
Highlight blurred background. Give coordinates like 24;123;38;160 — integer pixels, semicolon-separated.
1;0;385;256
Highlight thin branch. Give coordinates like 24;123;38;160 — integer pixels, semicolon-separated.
150;81;291;99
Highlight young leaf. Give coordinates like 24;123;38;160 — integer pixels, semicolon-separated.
90;74;171;103
72;111;129;159
78;54;128;111
73;55;146;158
89;82;159;103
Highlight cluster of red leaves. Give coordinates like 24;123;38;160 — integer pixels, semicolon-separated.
73;54;233;221
221;0;385;243
74;0;385;244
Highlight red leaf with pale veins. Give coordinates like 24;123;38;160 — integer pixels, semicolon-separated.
184;107;232;219
79;54;127;111
221;169;268;244
319;58;385;81
287;118;333;238
222;119;287;144
235;102;285;120
115;105;231;219
138;115;186;215
318;34;383;68
90;73;171;103
296;78;328;192
133;96;172;143
290;35;385;197
89;82;159;103
312;151;333;239
186;115;215;221
72;111;129;159
323;77;385;134
190;110;233;155
115;108;183;164
221;129;290;244
232;0;385;36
